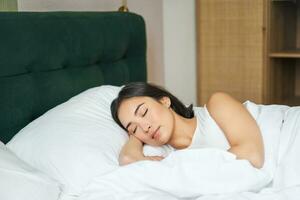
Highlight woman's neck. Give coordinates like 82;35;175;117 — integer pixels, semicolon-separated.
168;110;197;149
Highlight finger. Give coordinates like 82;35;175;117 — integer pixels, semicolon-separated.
148;156;164;161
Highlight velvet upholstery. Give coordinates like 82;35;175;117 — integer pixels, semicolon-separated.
0;11;147;143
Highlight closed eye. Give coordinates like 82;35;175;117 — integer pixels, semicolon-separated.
133;126;137;134
142;108;148;117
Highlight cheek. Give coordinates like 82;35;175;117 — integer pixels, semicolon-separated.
152;108;174;130
134;132;151;143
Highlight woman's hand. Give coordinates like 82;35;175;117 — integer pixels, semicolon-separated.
120;154;164;166
143;156;164;161
119;135;164;166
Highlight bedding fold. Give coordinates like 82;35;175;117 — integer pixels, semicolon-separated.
78;102;300;200
79;148;271;200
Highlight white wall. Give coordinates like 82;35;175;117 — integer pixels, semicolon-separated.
18;0;197;105
129;0;165;87
18;0;119;11
163;0;196;106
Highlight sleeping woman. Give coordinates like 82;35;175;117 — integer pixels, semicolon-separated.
110;82;264;168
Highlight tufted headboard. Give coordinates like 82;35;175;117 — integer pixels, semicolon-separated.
0;11;147;143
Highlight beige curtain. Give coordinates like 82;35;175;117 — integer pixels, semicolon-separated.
0;0;18;11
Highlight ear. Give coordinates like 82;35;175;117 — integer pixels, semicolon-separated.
159;96;171;108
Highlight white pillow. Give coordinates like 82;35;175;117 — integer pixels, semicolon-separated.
7;85;128;196
0;141;62;200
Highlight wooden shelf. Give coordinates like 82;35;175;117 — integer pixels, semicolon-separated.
269;50;300;58
271;0;296;3
282;96;300;106
196;0;300;105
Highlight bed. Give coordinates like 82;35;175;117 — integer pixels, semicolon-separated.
0;11;146;200
0;11;146;144
1;11;300;200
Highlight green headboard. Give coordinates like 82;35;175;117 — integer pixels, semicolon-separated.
0;11;147;143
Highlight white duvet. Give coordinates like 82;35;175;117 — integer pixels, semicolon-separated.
77;103;300;200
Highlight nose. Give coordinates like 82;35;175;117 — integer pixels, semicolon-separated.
141;123;151;133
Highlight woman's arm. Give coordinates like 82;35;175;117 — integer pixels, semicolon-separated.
119;135;164;166
206;92;264;168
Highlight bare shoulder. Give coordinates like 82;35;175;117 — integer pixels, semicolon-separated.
206;92;240;117
205;92;264;168
205;91;258;146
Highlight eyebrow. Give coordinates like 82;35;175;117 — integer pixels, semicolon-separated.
125;102;145;130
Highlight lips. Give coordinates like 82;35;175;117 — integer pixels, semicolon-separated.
151;126;160;140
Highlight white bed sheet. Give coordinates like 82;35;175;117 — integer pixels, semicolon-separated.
77;104;300;200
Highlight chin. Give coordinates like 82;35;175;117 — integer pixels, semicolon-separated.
162;132;173;145
151;131;169;146
158;138;169;146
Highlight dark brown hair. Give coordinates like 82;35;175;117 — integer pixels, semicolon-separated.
110;82;194;130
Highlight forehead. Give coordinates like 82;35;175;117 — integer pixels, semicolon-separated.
118;96;155;125
119;96;152;113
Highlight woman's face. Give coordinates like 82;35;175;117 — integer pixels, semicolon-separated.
118;96;175;146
